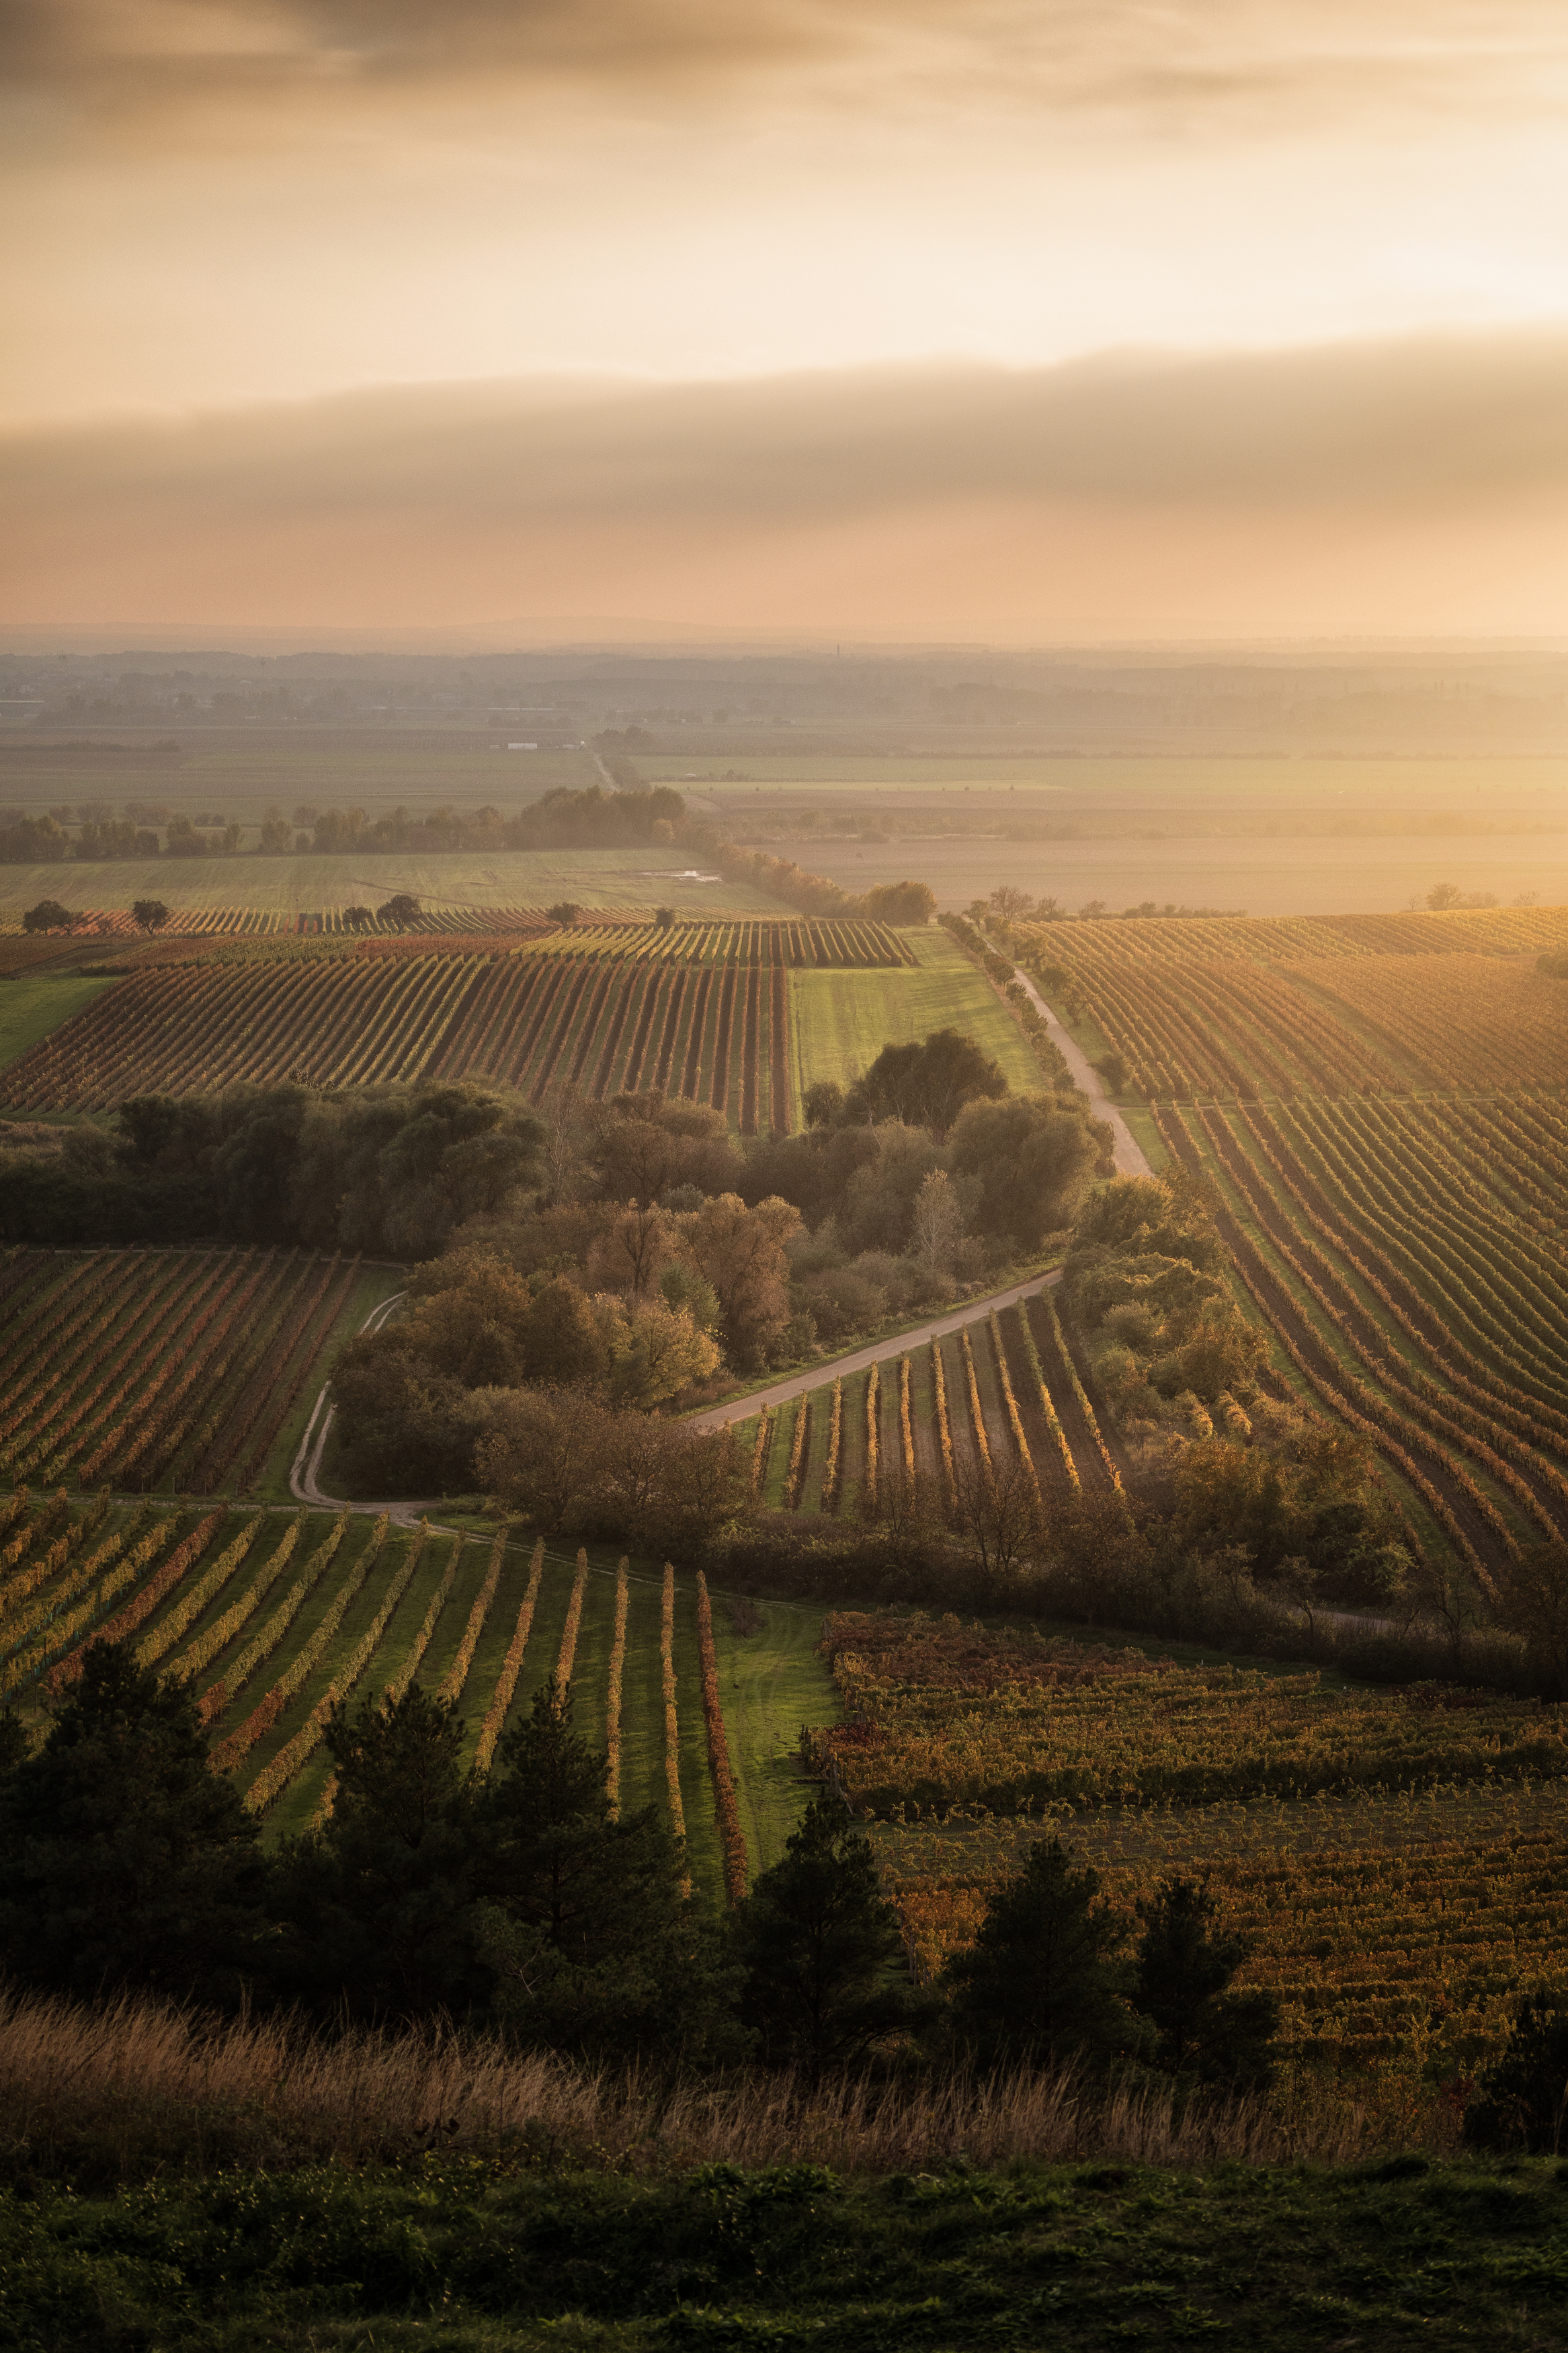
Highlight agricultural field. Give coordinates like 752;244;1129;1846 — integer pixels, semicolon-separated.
740;1286;1123;1515
1014;909;1568;1101
0;1249;389;1499
0;920;923;1129
790;926;1042;1104
807;1611;1568;2075
0;848;787;919
0;1492;833;1896
0;975;114;1068
0;741;602;810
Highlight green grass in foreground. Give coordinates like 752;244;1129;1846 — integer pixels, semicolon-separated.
7;2151;1568;2350
790;928;1040;1105
0;975;117;1069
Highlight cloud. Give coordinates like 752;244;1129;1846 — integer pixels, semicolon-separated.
9;0;1568;138
5;333;1568;636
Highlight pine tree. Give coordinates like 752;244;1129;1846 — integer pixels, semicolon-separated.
731;1794;919;2075
476;1677;741;2061
0;1638;266;2002
265;1683;488;2023
942;1837;1140;2065
1133;1876;1279;2089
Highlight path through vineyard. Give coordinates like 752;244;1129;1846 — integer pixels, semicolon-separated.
690;1269;1065;1433
979;928;1151;1178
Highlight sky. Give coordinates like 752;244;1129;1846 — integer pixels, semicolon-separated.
5;0;1568;641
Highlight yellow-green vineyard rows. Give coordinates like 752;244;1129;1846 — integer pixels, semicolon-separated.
740;1289;1125;1517
0;1495;784;1902
808;1611;1568;2073
0;1248;368;1495
1150;1096;1568;1592
0;920;914;1124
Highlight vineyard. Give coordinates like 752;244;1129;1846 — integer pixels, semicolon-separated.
805;1611;1568;2072
739;1286;1125;1513
0;919;916;1123
0;1492;829;1899
0;1249;384;1497
1011;902;1568;1098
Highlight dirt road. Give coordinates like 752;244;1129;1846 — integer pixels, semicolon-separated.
689;1268;1064;1431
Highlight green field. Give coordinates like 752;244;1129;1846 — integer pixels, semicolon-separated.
790;926;1041;1101
0;849;786;918
0;975;116;1068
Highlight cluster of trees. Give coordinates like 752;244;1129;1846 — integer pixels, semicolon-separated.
0;1081;546;1257
709;838;937;926
1063;1171;1408;1606
293;786;690;857
0;1640;1280;2096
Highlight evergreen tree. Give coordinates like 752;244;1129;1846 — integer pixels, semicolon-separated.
1464;1995;1568;2154
730;1794;919;2075
475;1677;741;2061
1133;1876;1279;2089
265;1683;489;2022
942;1838;1141;2065
0;1640;267;2001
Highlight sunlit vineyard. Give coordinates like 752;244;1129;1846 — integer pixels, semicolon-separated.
0;1491;815;1896
799;1611;1568;2070
0;1248;382;1495
741;1286;1124;1512
0;918;914;1123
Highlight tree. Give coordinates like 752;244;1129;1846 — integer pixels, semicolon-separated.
684;1191;801;1367
343;904;374;930
653;906;677;930
0;1639;267;2003
948;1092;1102;1250
942;1838;1140;2065
1093;1051;1129;1096
266;1685;489;2022
947;1451;1045;1585
911;1166;964;1271
1464;1995;1568;2153
1132;1878;1278;2089
848;1029;1007;1138
377;892;421;926
862;879;936;924
547;900;581;926
1426;881;1463;910
988;886;1035;922
131;898;170;934
802;1079;845;1129
587;1203;678;1298
476;1678;739;2059
731;1794;919;2075
1495;1540;1568;1700
21;900;77;935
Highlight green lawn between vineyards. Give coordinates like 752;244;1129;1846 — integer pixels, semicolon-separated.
7;2149;1568;2350
0;974;117;1068
790;926;1041;1103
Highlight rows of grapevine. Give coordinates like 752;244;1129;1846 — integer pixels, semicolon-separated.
801;1609;1568;2065
0;1494;768;1901
876;1785;1568;2070
1149;1094;1568;1588
1010;902;1568;968
0;1248;365;1494
1290;953;1568;1090
745;1290;1121;1516
1;928;901;1123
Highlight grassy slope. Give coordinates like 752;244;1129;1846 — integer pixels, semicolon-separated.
0;849;786;918
0;975;116;1068
706;1589;836;1877
13;2149;1568;2350
790;926;1040;1103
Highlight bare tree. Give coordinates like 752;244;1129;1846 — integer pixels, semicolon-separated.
948;1452;1046;1584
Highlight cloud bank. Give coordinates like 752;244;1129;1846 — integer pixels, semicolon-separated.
7;333;1568;637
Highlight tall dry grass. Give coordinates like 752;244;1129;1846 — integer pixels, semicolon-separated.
0;1981;1395;2187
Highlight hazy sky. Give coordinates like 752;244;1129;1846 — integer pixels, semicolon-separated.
6;0;1568;638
